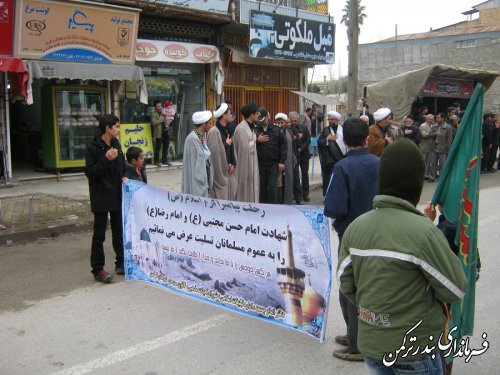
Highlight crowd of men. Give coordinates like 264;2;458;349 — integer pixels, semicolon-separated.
181;99;499;206
86;100;491;374
181;101;317;205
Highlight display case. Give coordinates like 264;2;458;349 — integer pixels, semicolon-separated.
42;86;108;169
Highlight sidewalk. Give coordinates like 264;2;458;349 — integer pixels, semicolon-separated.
0;158;323;245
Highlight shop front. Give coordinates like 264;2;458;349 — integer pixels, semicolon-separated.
10;0;145;177
116;39;221;158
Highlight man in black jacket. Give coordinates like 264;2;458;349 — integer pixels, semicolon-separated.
318;111;346;195
255;108;287;203
85;114;126;283
402;115;422;146
290;111;310;202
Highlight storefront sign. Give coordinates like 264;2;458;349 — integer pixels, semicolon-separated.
421;77;474;98
136;40;220;64
0;0;14;55
147;0;230;15
249;10;334;64
123;182;333;342
120;123;154;160
14;0;139;64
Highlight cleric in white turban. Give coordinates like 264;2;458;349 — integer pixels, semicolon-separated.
182;110;214;197
213;103;228;120
275;112;288;127
207;103;233;200
192;110;212;125
373;107;391;122
275;112;288;121
367;107;393;157
327;110;342;120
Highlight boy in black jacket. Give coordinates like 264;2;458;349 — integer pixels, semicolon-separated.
124;146;147;183
85;114;126;283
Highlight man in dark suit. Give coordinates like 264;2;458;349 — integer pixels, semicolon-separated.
290;111;311;202
317;111;346;196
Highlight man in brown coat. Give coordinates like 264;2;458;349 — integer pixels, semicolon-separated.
367;107;393;156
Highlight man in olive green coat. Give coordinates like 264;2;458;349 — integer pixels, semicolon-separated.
338;139;467;374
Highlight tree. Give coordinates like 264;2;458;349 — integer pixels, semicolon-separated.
341;0;366;29
341;0;366;116
307;83;321;94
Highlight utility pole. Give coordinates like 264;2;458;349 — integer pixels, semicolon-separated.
347;0;359;116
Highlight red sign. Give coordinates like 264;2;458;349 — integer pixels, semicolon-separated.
421;77;474;98
163;44;189;60
193;46;218;63
136;41;159;59
0;0;14;55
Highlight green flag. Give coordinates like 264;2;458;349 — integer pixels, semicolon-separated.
432;84;483;341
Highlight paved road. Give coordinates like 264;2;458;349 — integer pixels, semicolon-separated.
1;174;499;374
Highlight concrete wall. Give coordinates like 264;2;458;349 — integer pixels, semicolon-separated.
359;33;500;113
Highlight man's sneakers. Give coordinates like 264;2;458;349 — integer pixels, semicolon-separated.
94;267;124;283
333;348;364;362
94;269;113;283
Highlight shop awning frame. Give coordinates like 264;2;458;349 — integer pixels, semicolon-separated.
0;57;28;73
226;46;313;68
0;57;29;101
366;64;499;122
291;91;339;106
26;60;148;105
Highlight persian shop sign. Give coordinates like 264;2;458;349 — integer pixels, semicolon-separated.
136;39;220;64
14;0;139;64
147;0;230;15
249;10;335;64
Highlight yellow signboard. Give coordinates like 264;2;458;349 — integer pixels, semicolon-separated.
14;0;139;64
120;123;154;160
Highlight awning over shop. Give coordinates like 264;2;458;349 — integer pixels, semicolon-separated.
226;46;313;68
366;65;499;122
292;91;339;106
0;57;27;73
0;57;29;101
25;60;148;105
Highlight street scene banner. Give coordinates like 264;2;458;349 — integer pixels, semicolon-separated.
123;181;333;342
14;0;139;64
249;10;334;64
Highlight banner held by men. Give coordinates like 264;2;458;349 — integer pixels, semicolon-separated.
123;181;332;342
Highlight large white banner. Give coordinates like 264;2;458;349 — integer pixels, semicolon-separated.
123;181;332;342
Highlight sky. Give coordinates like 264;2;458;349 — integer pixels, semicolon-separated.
309;0;480;82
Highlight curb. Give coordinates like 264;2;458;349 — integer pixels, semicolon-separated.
0;221;93;246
